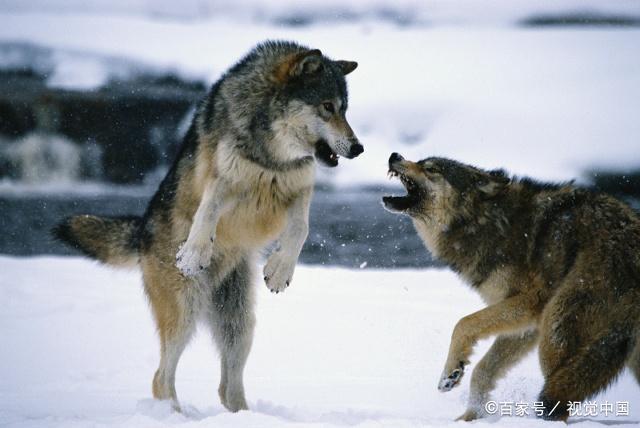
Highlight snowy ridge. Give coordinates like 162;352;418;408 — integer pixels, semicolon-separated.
1;256;637;427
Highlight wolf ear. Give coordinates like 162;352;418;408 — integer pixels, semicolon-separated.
273;49;324;84
335;60;358;75
478;169;509;197
291;49;323;76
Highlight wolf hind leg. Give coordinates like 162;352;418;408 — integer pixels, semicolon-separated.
536;281;637;421
628;332;640;385
537;326;631;421
152;322;195;409
208;256;256;412
144;261;197;410
458;330;538;421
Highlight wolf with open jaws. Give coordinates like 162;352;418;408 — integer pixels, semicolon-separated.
53;41;362;412
383;153;640;422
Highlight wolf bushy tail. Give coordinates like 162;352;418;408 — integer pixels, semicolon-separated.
53;215;141;267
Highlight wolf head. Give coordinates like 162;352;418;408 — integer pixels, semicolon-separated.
383;153;510;221
208;41;362;169
269;48;362;167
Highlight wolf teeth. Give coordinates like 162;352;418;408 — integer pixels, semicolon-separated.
400;175;416;190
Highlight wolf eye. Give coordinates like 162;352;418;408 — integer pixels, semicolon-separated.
423;166;439;174
322;102;335;114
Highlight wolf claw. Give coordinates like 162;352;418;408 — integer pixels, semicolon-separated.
176;240;213;277
263;251;296;293
438;361;465;392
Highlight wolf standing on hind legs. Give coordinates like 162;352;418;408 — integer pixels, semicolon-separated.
53;41;362;412
383;153;640;422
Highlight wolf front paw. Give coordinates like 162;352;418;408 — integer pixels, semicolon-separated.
438;361;466;392
456;408;485;422
176;240;214;277
263;251;296;293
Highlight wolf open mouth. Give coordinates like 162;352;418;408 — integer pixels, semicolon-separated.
314;139;339;167
382;168;421;212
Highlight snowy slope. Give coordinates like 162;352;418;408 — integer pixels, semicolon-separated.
1;256;637;427
1;13;639;188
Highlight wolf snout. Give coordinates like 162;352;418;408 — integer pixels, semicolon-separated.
389;152;404;166
349;141;364;158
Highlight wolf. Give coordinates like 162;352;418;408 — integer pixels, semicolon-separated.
53;40;362;412
383;153;640;421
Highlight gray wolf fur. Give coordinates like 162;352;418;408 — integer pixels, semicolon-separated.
53;40;362;412
383;153;640;422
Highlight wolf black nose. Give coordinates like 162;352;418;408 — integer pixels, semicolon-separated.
350;143;364;158
389;152;404;164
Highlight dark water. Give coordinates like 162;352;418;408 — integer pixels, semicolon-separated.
3;187;637;269
0;188;438;269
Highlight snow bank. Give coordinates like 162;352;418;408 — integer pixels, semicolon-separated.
1;256;637;427
1;132;82;183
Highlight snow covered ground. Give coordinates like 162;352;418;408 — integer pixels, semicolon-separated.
1;256;638;427
1;12;639;188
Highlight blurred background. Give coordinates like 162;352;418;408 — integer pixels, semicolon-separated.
1;0;639;267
